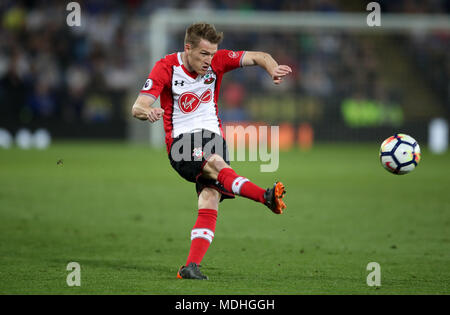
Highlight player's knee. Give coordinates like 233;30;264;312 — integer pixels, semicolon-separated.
206;154;230;174
198;188;221;210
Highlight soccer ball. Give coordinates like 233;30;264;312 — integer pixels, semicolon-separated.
379;133;421;175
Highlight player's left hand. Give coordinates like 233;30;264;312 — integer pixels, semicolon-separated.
272;65;292;84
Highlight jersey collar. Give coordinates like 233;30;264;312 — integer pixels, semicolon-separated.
178;52;198;79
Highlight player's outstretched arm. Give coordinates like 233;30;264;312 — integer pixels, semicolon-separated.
131;94;164;123
241;51;292;85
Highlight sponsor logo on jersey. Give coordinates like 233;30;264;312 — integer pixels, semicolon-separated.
174;80;184;86
178;89;212;114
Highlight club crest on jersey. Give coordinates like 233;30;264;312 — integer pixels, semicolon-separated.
228;51;239;59
178;89;212;114
203;73;215;85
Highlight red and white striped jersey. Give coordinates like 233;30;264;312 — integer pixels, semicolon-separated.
140;50;245;152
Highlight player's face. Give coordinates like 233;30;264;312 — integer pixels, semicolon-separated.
185;39;218;75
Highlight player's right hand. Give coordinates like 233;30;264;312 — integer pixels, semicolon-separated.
147;108;164;123
272;65;292;85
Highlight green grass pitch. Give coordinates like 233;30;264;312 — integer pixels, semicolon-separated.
0;141;449;294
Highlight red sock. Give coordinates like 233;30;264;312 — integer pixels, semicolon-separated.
217;168;266;204
185;209;217;266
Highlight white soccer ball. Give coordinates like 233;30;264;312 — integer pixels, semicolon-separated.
379;133;421;175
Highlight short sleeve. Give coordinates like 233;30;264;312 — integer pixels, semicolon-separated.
140;60;171;99
211;50;246;75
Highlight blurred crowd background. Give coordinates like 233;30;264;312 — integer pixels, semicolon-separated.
0;0;449;142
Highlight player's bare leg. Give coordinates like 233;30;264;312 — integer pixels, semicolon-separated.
177;187;220;280
202;154;287;214
197;186;221;210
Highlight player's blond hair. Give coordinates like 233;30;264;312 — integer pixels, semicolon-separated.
184;22;223;47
